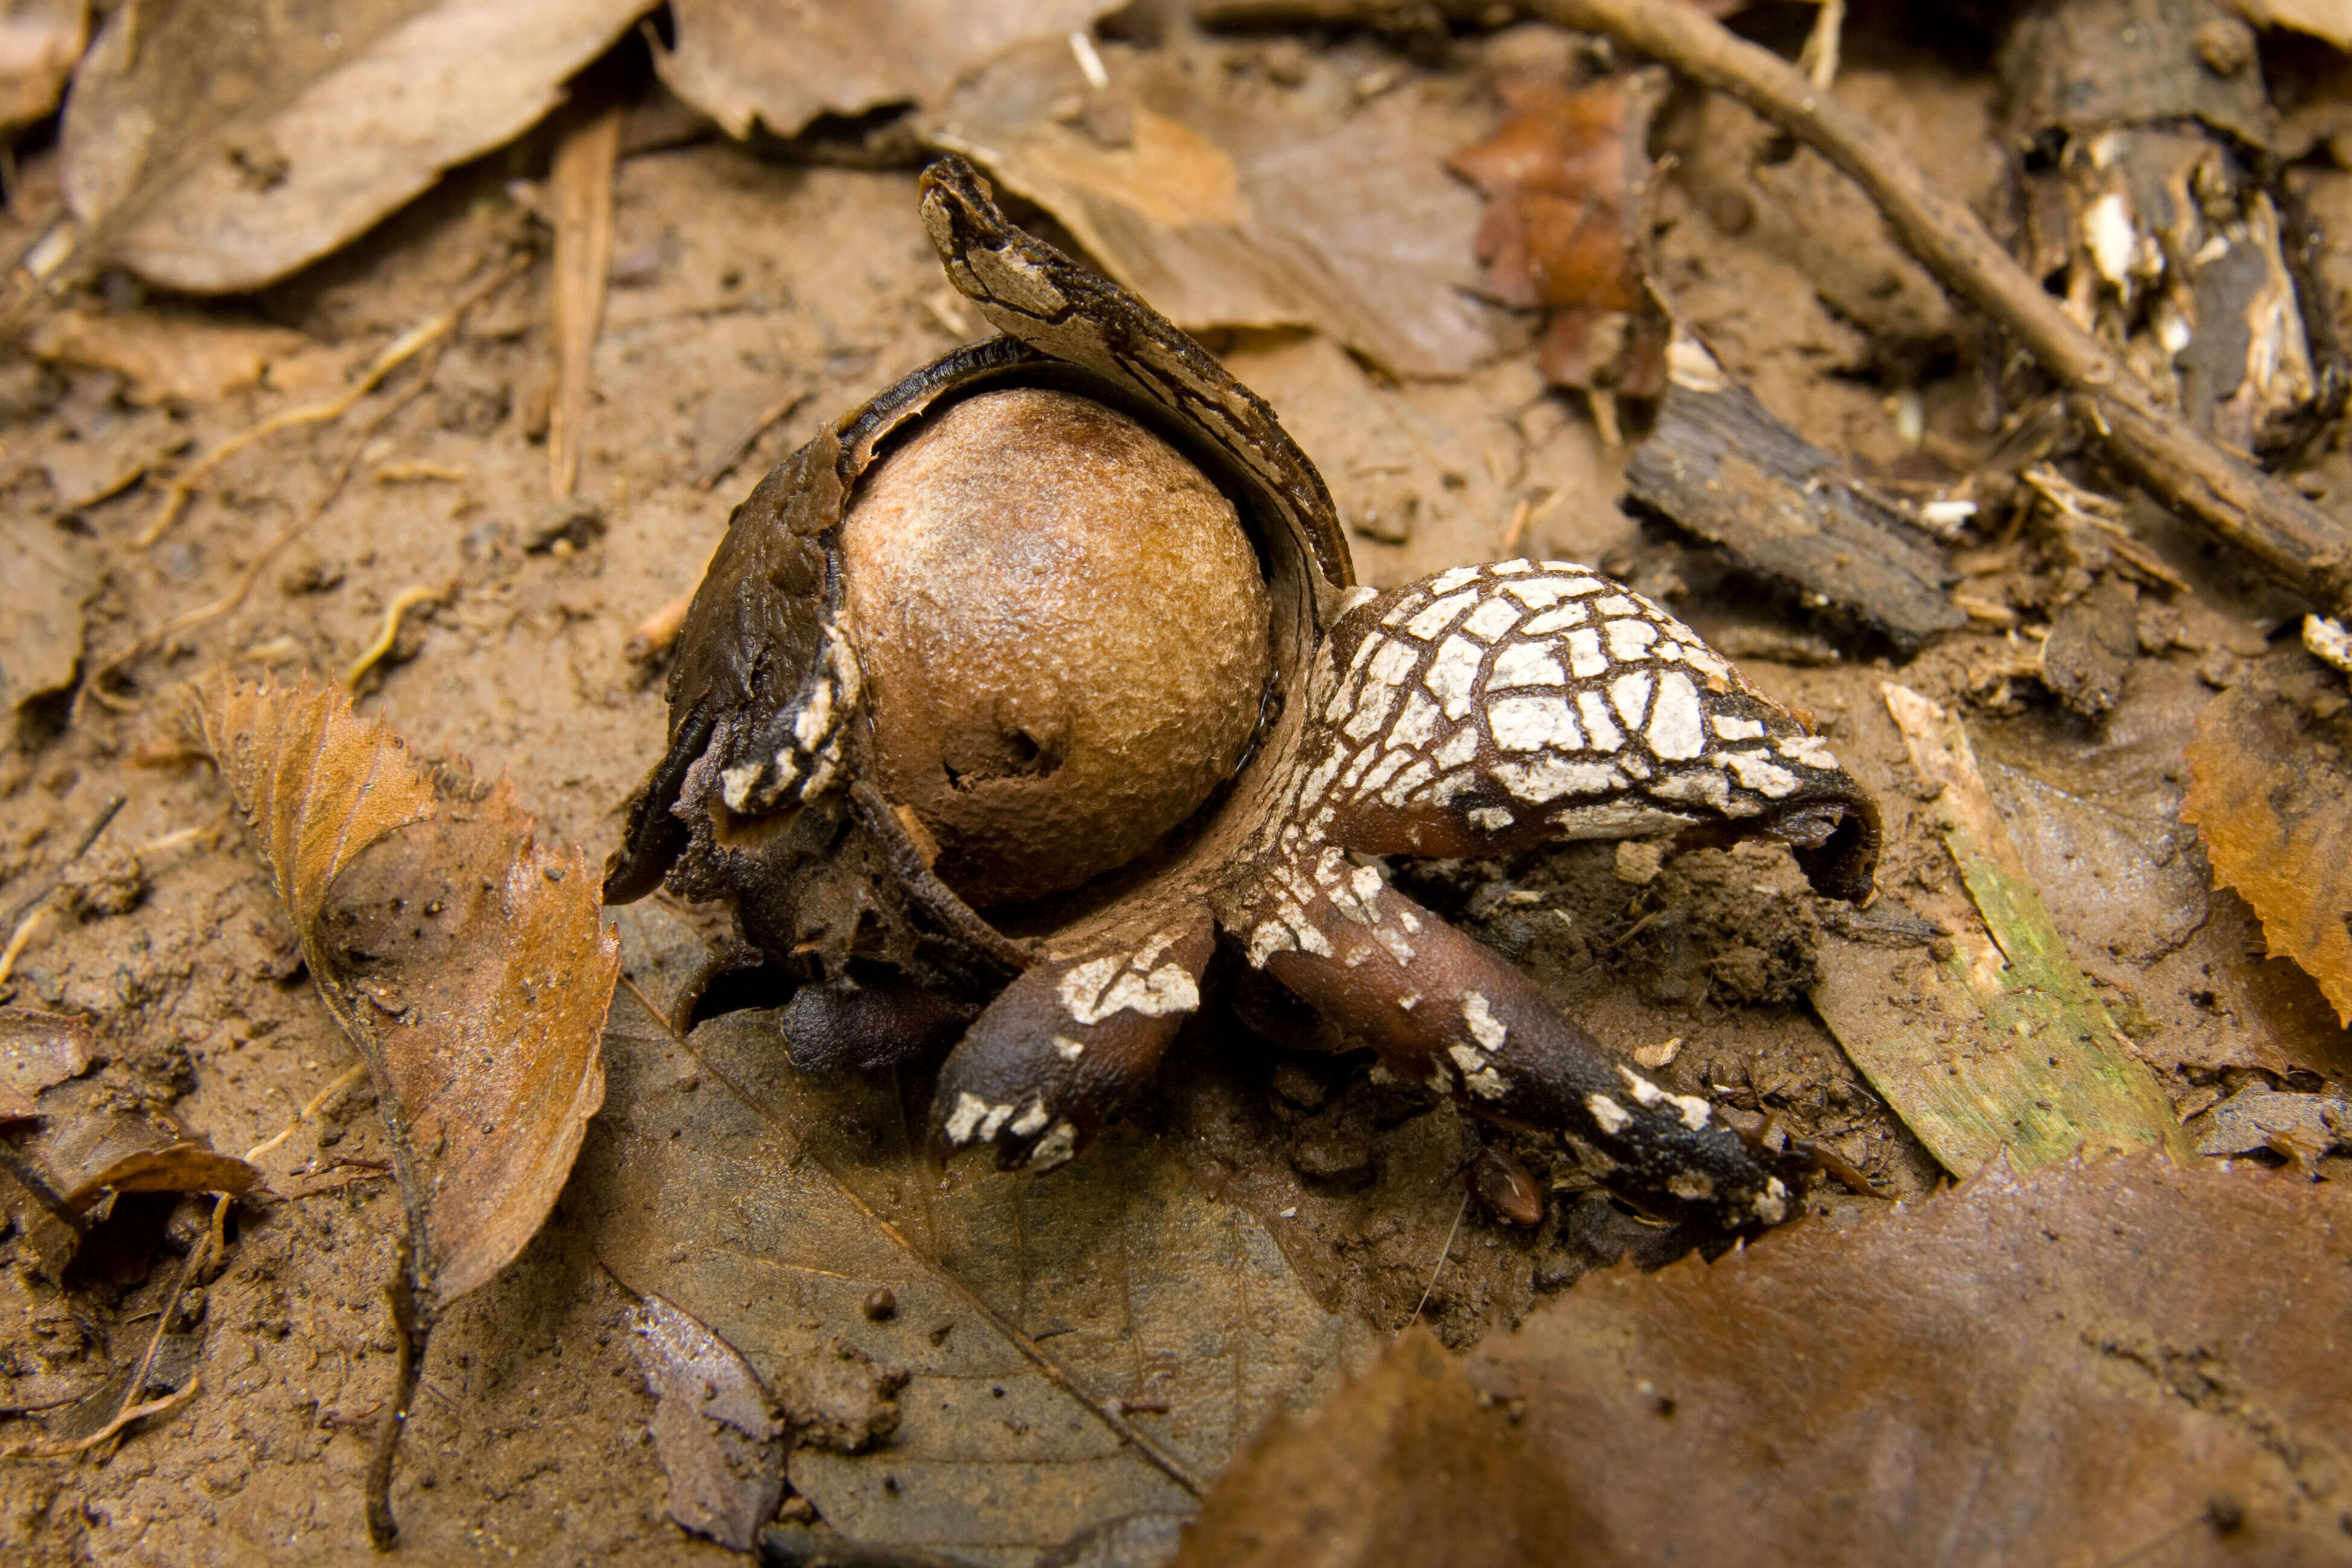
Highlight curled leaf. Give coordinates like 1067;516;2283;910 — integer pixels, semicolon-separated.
2184;671;2352;1025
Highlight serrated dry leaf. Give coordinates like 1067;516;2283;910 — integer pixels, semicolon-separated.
657;0;1116;140
0;0;85;135
60;0;652;293
197;676;614;1542
195;676;614;1308
2185;674;2352;1026
1448;68;1668;394
926;34;1494;378
630;1292;786;1552
583;902;1374;1561
1179;1155;2352;1566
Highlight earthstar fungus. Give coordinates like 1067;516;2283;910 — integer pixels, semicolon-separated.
606;155;1881;1232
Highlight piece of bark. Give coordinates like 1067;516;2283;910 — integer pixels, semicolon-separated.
1999;0;2345;460
1623;337;1966;652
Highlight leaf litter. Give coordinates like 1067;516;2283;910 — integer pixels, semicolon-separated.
2;2;2352;1559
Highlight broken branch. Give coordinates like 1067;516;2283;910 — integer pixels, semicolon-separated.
1532;0;2352;615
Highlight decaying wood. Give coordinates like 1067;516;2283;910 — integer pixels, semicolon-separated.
549;104;621;500
1535;0;2352;616
1624;338;1966;652
1999;0;2345;461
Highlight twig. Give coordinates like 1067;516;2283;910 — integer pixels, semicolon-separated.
549;108;622;500
365;1241;428;1549
137;254;531;549
344;585;444;693
1532;0;2352;615
2;794;126;933
0;907;47;987
613;971;1201;1497
93;1222;200;1463
0;1375;199;1460
244;1063;370;1163
1402;1191;1468;1335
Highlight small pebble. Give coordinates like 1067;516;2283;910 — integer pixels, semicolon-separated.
863;1287;897;1322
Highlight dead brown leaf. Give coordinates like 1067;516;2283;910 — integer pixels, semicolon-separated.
2184;671;2352;1026
0;0;85;135
194;675;613;1307
926;33;1495;377
583;901;1375;1561
0;1005;93;1106
1448;68;1668;394
657;0;1116;140
1180;1155;2352;1566
195;676;615;1539
60;0;652;292
25;308;312;407
630;1291;786;1552
0;512;99;714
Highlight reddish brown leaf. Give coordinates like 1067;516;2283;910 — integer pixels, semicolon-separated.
1178;1155;2352;1566
1448;68;1668;394
2183;670;2352;1025
194;677;613;1308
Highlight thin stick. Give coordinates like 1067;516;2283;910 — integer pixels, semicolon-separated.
364;1244;428;1549
343;585;443;692
87;336;454;710
1533;0;2352;615
549;108;622;499
2;794;126;933
93;1226;200;1463
244;1063;370;1163
614;972;1202;1497
1403;1191;1469;1335
1;1375;199;1459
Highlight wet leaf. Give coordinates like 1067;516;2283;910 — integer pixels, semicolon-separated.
2184;674;2352;1026
194;677;615;1308
26;307;313;407
1178;1155;2352;1566
1448;68;1668;394
60;0;653;292
0;512;99;714
1812;685;2190;1178
582;902;1375;1562
5;1076;261;1275
630;1292;786;1552
0;1006;93;1110
0;0;85;135
926;34;1494;377
657;0;1116;140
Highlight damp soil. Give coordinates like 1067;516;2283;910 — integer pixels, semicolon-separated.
2;18;2348;1566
